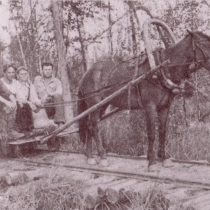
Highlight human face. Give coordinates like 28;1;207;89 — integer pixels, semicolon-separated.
4;66;16;82
42;65;53;78
17;69;29;82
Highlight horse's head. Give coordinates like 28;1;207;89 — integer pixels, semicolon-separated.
158;31;210;94
164;31;210;87
187;30;210;71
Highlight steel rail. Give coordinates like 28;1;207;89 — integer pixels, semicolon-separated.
34;149;210;167
22;158;210;190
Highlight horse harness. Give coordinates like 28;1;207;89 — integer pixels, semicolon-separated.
151;36;209;95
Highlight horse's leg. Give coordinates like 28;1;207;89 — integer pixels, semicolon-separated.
86;129;97;165
145;104;159;172
157;106;174;168
90;111;108;166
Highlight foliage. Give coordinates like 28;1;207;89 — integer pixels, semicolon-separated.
9;0;40;77
162;0;210;38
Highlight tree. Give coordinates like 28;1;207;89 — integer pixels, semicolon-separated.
51;0;75;124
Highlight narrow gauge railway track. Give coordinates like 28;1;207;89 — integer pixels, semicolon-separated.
35;148;210;167
22;158;210;190
15;151;210;209
24;149;210;190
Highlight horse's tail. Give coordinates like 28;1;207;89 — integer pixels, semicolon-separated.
77;89;88;144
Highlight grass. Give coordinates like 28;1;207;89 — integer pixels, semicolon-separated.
0;167;87;210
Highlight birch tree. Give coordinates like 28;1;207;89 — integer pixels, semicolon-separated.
51;0;75;124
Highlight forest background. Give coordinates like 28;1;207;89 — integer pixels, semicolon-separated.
0;0;210;161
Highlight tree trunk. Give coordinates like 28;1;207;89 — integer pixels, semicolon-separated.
51;0;75;124
76;15;89;72
128;6;136;56
108;0;113;56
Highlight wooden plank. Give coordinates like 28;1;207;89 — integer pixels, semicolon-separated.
8;137;42;145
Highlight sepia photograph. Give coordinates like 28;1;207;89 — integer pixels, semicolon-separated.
0;0;210;209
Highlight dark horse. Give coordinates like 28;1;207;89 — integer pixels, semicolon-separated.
77;31;210;171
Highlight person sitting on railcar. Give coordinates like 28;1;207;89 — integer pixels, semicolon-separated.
0;64;25;139
15;66;43;133
33;62;65;126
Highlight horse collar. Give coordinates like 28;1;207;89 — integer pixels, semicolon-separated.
155;49;182;93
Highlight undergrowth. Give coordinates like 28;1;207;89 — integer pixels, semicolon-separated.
1;168;87;210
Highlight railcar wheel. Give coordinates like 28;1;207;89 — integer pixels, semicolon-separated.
47;137;61;152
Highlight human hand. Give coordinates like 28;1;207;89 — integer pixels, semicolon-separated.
21;99;28;104
6;101;16;109
36;101;43;108
18;101;23;108
28;101;37;111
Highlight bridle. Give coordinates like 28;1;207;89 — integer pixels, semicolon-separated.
157;34;209;94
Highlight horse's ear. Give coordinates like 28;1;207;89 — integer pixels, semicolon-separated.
187;29;193;35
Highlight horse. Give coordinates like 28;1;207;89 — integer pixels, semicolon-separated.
77;31;210;172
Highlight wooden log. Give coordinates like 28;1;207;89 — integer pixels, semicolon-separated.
85;178;127;196
106;188;119;204
105;179;138;204
84;178;123;208
41;60;170;144
97;187;105;198
5;167;48;186
84;179;128;208
119;189;133;203
85;194;98;209
5;172;29;185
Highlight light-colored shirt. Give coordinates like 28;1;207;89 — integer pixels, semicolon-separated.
0;78;18;95
34;75;63;103
16;81;30;101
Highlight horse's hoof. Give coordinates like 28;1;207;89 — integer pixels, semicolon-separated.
99;159;109;167
163;158;174;168
87;158;97;165
148;164;160;172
